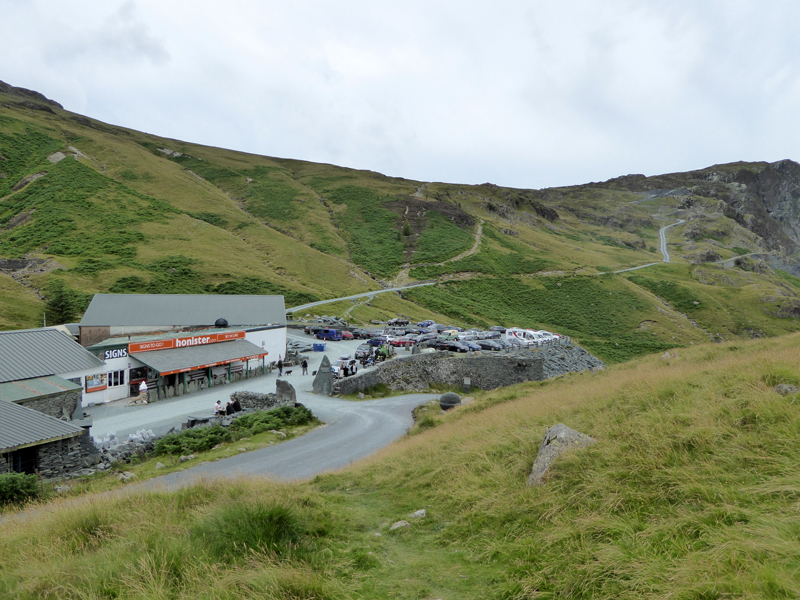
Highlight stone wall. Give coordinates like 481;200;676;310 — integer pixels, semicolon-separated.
17;389;81;420
36;431;100;479
336;343;604;395
229;390;295;411
336;351;544;395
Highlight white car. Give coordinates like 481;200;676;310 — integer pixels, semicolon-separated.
331;357;358;377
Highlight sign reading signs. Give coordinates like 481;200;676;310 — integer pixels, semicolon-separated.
129;330;246;353
104;348;128;360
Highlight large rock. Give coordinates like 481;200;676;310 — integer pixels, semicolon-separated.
276;379;296;404
312;355;335;395
439;392;461;411
527;423;597;486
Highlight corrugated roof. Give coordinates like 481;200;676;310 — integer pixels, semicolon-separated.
80;294;287;327
131;339;268;375
0;328;105;384
0;375;82;403
0;399;84;452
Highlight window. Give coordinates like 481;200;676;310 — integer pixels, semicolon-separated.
108;370;125;387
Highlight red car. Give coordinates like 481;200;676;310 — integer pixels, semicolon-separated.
341;330;354;340
390;336;415;347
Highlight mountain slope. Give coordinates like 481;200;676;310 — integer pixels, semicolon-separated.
2;80;800;362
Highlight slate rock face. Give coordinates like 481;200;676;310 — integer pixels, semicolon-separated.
312;355;335;395
527;423;597;486
276;379;296;404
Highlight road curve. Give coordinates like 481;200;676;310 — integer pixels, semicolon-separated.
136;393;436;490
659;219;686;263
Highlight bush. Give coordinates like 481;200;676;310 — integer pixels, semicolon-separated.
192;502;304;562
0;472;40;504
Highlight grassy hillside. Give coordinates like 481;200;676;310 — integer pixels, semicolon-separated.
3;334;800;598
2;84;800;362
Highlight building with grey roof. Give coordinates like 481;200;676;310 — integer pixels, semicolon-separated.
0;327;104;384
79;294;286;346
0;392;97;477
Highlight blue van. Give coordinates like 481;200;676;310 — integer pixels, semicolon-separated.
316;328;343;341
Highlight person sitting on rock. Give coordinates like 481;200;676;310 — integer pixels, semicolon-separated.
214;400;225;415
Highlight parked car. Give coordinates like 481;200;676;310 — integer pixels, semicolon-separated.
388;317;410;326
366;337;385;347
391;336;415;347
304;325;324;336
444;341;469;353
462;341;482;351
331;357;358;376
341;330;354;340
316;328;343;341
353;329;377;339
477;340;503;351
354;344;373;360
489;326;507;333
417;320;435;328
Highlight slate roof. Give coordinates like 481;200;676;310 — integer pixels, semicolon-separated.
0;328;105;384
80;294;287;327
0;399;84;452
0;375;82;403
131;339;268;375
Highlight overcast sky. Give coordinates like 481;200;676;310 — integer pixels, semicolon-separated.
2;1;799;190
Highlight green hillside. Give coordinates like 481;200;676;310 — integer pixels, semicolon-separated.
3;334;800;599
2;82;800;362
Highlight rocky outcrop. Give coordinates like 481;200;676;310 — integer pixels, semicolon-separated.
312;355;335;395
527;424;597;486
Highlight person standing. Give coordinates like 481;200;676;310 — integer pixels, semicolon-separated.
301;358;308;375
138;380;148;404
277;357;283;377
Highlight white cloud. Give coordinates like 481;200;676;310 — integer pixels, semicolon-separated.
1;0;799;188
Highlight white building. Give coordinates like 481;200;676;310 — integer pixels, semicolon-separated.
80;294;287;404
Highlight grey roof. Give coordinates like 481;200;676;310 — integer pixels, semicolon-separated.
80;294;287;327
131;339;268;375
0;328;105;384
0;399;84;452
0;375;82;403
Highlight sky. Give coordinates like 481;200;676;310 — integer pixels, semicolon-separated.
2;0;800;190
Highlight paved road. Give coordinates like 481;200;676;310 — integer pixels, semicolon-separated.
659;219;686;263
287;282;435;314
87;334;433;484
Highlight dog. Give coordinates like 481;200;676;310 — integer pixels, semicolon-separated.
284;369;293;375
312;370;317;376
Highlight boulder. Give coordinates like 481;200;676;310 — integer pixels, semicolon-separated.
774;384;800;396
527;423;597;486
390;520;411;530
312;355;335;395
276;379;296;404
439;392;461;411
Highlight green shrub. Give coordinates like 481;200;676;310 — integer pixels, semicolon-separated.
0;472;40;504
191;502;304;562
154;426;232;456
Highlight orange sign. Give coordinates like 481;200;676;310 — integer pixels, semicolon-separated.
129;330;246;353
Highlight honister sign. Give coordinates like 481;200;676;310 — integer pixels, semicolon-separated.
128;330;245;353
